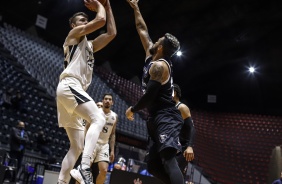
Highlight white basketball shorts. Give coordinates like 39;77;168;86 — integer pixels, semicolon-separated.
56;77;92;130
92;143;110;163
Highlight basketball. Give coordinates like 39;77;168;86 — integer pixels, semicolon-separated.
97;0;107;6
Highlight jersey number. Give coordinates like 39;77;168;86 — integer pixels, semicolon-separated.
102;126;108;133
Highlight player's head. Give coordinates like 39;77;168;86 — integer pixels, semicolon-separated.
96;102;103;108
17;120;25;130
150;33;180;58
69;12;88;28
173;83;181;99
102;93;114;109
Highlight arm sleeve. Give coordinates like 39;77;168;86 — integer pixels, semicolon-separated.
131;80;161;112
184;117;196;147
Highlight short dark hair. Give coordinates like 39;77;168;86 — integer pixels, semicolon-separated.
69;12;88;27
162;33;180;58
103;93;113;100
173;83;181;98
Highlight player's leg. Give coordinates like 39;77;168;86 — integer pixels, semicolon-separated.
96;161;109;184
58;127;84;184
147;144;170;184
176;152;189;177
158;109;184;184
89;143;99;182
94;144;110;184
91;162;99;183
71;101;105;183
160;147;184;184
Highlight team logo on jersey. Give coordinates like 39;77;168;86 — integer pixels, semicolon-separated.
87;60;94;68
86;47;94;68
159;134;168;143
104;152;109;158
106;122;114;126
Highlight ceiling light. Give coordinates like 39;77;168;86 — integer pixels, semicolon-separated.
176;51;182;56
249;67;255;73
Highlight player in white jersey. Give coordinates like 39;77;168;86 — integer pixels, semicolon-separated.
92;94;117;184
71;93;117;184
56;0;116;183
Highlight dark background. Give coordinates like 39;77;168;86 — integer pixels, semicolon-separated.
1;0;282;115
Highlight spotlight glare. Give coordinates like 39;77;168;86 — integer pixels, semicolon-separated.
176;51;182;56
249;67;255;73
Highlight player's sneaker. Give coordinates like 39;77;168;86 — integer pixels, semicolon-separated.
57;180;67;184
70;165;93;184
70;167;83;183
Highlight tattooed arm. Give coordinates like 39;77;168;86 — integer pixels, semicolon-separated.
126;62;168;117
127;0;153;57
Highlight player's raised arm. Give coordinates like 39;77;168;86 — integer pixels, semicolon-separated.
127;0;153;57
92;0;117;53
65;0;106;45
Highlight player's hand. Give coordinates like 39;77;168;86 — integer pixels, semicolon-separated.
183;146;194;162
127;0;139;9
84;0;100;12
104;0;110;10
126;107;134;121
133;178;142;184
110;151;115;163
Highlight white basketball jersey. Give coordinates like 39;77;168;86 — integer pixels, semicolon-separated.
97;110;117;144
60;36;95;91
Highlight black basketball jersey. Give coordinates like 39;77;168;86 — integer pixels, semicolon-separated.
141;56;175;114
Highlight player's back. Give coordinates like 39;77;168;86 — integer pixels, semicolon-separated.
142;56;175;115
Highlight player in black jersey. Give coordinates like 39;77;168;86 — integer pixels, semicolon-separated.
173;84;196;178
126;0;184;184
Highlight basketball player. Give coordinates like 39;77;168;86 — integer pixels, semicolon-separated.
71;93;117;184
96;101;103;108
92;94;116;184
56;0;116;183
126;0;184;183
173;84;195;177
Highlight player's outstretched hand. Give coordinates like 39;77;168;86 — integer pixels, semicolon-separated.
84;0;100;12
126;107;134;121
104;0;111;10
127;0;139;9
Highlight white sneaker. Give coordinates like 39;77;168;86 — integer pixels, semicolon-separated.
70;167;83;184
57;180;67;184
